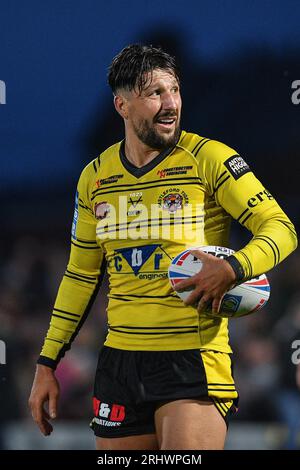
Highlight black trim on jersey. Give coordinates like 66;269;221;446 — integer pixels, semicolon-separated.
66;269;97;280
91;178;203;199
109;327;198;335
119;139;178;178
96;217;204;236
238;251;253;278
237;208;250;222
37;356;58;369
52;313;78;323
97;214;204;231
91;176;204;200
64;273;95;285
110;293;177;299
240;211;253;225
260;235;280;264
55;259;107;367
208;383;236;387
159;246;173;260
75;238;98;246
78;202;93;214
37;260;107;370
109;296;130;301
213;175;230;194
47;338;64;344
71;241;101;250
253;236;278;266
215;171;227;183
207;388;237;392
226;255;245;282
93;160;97;173
53;308;81;318
109;325;198;329
194;138;210;157
277;219;297;237
191;137;206;154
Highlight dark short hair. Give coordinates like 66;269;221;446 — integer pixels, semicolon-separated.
108;44;180;94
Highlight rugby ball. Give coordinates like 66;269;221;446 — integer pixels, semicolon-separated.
168;246;270;318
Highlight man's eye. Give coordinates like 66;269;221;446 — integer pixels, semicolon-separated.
150;90;160;96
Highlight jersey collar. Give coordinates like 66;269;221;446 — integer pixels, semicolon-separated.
119;132;183;178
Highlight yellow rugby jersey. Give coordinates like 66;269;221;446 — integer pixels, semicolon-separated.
38;131;297;368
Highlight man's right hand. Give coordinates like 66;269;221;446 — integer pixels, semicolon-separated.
28;364;60;436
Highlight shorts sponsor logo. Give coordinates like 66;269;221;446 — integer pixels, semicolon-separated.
224;155;251;180
93;397;126;427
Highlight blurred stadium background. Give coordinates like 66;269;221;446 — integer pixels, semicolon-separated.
1;0;300;450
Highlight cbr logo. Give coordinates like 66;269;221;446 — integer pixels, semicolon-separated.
93;398;126;422
157;169;166;178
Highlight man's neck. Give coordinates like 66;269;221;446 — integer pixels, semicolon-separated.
124;133;161;168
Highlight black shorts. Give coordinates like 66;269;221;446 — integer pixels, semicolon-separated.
90;346;238;438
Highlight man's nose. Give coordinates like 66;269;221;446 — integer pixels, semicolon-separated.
162;91;177;110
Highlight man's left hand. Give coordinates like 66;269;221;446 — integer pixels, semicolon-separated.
174;249;236;315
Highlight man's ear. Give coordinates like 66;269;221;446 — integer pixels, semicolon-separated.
114;94;129;120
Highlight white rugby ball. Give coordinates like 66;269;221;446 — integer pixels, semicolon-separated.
168;246;270;318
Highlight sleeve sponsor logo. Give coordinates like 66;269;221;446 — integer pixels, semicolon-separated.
224;155;251;180
247;189;274;207
71;191;79;240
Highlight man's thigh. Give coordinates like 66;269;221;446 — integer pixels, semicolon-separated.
96;433;158;450
155;398;227;450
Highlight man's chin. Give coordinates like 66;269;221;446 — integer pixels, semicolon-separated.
159;127;181;147
136;124;181;150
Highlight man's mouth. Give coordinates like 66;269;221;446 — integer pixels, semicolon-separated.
155;116;176;129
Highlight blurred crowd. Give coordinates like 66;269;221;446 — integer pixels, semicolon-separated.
0;229;299;449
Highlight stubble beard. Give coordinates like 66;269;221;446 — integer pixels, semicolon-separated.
133;117;181;150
